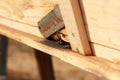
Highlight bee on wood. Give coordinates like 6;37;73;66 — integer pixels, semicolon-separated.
48;28;71;49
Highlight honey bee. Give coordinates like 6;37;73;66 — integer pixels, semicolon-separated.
48;28;71;49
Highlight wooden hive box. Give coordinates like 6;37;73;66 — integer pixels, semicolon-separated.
1;0;120;80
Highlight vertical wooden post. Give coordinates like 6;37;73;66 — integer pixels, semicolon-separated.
57;0;92;55
0;35;8;80
34;50;55;80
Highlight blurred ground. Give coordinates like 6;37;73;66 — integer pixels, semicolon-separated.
6;39;105;80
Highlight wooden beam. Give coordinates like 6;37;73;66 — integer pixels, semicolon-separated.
0;16;43;38
0;35;8;80
0;24;120;80
57;0;92;55
34;50;55;80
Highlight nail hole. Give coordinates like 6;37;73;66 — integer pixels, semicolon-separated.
72;33;75;37
76;48;79;53
39;27;41;29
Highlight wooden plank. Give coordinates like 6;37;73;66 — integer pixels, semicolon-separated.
81;0;120;51
92;43;120;63
0;16;43;38
38;5;64;38
34;50;55;80
57;0;92;55
1;24;120;80
0;36;8;80
0;0;57;26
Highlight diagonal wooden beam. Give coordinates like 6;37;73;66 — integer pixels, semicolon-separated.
57;0;92;55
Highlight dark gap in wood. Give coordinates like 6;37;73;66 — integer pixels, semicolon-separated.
78;0;94;55
48;36;70;46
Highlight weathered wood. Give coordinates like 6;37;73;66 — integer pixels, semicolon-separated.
81;0;120;51
34;50;55;80
58;0;92;55
0;35;8;80
0;24;120;80
38;5;64;38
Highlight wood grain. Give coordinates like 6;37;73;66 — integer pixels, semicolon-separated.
0;24;120;80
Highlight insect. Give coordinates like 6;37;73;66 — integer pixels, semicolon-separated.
49;28;71;49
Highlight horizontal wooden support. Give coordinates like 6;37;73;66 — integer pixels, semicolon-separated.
0;24;120;80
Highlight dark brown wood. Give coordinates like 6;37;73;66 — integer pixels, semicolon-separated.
34;50;55;80
0;35;8;80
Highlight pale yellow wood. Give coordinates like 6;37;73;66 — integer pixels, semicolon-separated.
92;43;120;63
0;24;120;80
0;0;57;26
0;16;43;37
57;0;92;55
81;0;120;50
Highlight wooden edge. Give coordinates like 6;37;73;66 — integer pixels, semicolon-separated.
0;24;120;80
57;0;92;55
0;16;43;38
92;43;120;63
